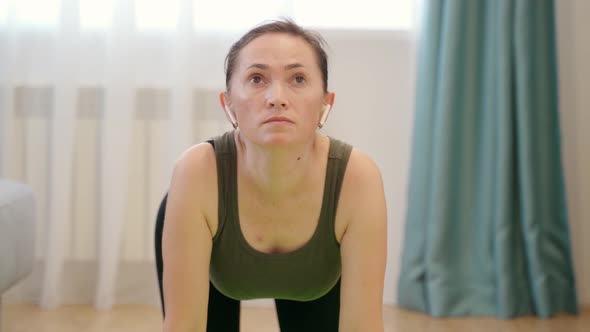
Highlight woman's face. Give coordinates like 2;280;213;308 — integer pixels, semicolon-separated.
223;32;334;147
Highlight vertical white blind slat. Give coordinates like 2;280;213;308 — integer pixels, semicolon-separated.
169;0;195;177
95;0;135;310
40;0;80;309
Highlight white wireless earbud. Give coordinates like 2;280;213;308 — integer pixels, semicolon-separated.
224;106;238;129
318;104;332;128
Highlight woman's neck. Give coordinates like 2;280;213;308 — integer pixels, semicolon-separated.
235;130;323;203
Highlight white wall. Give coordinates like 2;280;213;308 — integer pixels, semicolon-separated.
556;0;590;306
325;31;416;306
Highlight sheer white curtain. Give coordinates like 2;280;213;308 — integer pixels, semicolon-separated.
0;0;420;309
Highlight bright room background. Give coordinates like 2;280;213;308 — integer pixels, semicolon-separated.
0;0;588;312
0;0;418;309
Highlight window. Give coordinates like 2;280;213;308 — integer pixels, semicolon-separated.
2;0;60;27
0;0;416;31
193;0;287;32
135;0;180;31
0;1;7;25
293;0;414;30
80;0;115;30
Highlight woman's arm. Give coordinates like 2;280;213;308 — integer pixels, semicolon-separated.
338;150;388;332
162;143;217;332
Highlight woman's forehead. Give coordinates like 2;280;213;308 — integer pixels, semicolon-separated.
236;33;317;70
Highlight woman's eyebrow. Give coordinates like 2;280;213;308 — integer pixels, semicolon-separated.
246;63;305;70
247;63;269;70
284;63;304;70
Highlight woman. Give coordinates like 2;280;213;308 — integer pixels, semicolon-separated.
162;19;387;332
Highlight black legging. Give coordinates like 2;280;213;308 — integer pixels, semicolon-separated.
155;194;341;331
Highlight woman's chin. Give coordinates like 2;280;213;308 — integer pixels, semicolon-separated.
255;130;306;147
258;134;297;146
239;126;316;148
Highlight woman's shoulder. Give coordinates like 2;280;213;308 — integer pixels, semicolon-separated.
170;141;219;232
345;147;383;190
171;142;218;193
323;135;381;184
338;145;384;211
175;129;233;165
175;142;216;171
335;146;386;239
324;135;379;178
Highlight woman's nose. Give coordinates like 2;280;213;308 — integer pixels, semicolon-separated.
266;81;288;109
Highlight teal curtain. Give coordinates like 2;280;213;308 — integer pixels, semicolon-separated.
397;0;578;318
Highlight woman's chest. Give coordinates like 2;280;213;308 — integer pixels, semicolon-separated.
235;187;348;254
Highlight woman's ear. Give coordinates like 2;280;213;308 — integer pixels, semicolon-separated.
319;92;336;128
219;92;238;128
324;92;335;106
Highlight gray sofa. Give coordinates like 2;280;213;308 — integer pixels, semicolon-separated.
0;179;36;330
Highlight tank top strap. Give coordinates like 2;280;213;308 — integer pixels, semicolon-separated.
211;130;238;242
319;136;353;245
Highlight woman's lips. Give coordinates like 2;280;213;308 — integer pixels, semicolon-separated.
264;117;293;123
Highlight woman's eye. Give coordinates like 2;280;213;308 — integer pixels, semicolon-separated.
249;75;263;84
294;76;306;84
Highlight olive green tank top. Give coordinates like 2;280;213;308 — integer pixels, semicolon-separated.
208;130;353;301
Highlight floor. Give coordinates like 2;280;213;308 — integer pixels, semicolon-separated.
2;304;588;332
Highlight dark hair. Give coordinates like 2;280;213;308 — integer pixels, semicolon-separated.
224;18;329;93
